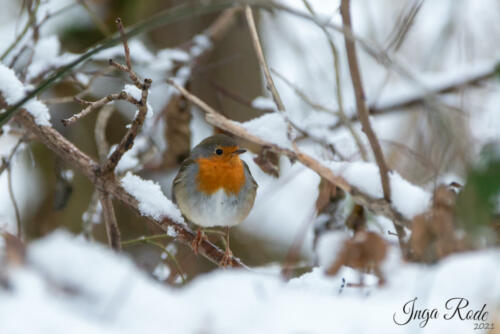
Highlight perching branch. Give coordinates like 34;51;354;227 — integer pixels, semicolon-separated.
13;109;245;267
60;17;154;250
167;80;411;229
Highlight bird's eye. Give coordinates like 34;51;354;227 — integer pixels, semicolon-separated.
215;148;223;155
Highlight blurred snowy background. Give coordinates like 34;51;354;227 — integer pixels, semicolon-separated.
0;0;500;333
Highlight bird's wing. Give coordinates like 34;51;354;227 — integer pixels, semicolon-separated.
242;160;258;189
171;158;195;203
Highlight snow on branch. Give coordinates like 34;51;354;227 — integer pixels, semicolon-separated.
121;172;184;224
0;64;51;127
168;80;431;229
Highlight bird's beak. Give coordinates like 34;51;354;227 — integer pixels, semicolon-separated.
234;149;246;155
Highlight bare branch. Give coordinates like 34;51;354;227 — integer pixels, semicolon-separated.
340;0;391;201
114;18;141;88
61;91;135;126
13;109;244;268
244;6;286;113
341;0;407;246
270;69;337;114
330;61;500;129
99;193;121;251
95;105;114;163
167;80;411;229
116;18;132;72
102;78;152;174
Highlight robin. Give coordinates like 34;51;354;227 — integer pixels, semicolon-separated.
172;134;258;266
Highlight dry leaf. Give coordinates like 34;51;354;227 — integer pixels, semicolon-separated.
326;231;388;285
253;146;280;177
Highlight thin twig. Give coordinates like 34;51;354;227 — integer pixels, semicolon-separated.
61;91;136;126
77;0;111;36
44;67;115;105
302;0;367;161
6;162;22;239
142;240;187;284
340;0;407;247
340;0;391;200
99;193;121;251
102;78;152;174
95;105;114;163
0;0;40;61
114;18;142;88
270;69;337;113
245;6;286;113
122;234;172;247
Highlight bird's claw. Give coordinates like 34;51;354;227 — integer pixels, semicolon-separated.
219;248;233;268
191;230;207;255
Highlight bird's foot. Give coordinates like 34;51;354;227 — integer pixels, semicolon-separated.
219;247;233;268
191;229;207;255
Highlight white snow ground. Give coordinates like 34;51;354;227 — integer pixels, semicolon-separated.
0;231;498;334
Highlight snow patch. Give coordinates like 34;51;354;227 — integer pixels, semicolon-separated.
121;172;184;223
240;113;292;149
0;64;51;126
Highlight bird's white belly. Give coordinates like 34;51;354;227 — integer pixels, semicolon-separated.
185;189;244;228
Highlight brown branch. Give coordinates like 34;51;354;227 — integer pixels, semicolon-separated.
95;105;114;163
115;19;133;78
102;78;152;174
13;109;244;267
167;80;411;229
61;91;135;126
114;18;141;88
99;193;121;251
340;0;391;201
341;0;407;247
244;6;286;113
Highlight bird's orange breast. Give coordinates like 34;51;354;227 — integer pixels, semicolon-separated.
196;155;245;195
